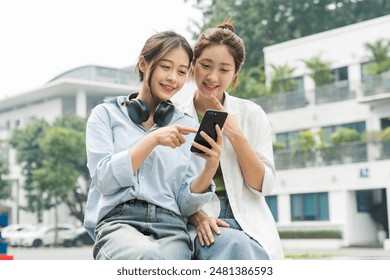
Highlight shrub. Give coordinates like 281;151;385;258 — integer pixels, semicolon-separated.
331;128;360;144
302;56;334;86
279;230;342;239
381;127;390;142
273;142;286;151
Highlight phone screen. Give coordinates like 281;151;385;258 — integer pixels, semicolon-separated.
190;110;228;154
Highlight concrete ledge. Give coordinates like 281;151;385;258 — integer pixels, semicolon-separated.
282;239;343;250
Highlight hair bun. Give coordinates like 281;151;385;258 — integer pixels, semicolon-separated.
217;21;235;33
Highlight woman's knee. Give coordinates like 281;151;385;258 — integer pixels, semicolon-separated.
195;228;269;260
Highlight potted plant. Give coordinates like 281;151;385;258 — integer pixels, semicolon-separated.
331;128;360;144
362;39;390;95
317;129;339;165
302;55;334;87
291;130;318;167
272;141;286;152
269;63;296;94
303;55;334;103
331;128;361;163
363;39;390;76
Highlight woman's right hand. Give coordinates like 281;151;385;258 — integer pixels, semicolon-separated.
130;125;196;173
150;125;197;149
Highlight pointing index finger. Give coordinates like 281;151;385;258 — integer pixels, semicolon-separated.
176;125;197;135
211;95;226;111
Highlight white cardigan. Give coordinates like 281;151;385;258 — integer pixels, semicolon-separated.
179;92;285;260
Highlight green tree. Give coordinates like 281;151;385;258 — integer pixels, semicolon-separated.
32;126;85;245
9;115;88;225
0;155;12;201
232;64;269;98
53;114;88;223
9;119;50;222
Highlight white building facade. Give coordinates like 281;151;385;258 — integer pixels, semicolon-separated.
259;15;390;249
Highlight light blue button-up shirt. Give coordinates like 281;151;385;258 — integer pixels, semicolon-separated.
84;96;215;238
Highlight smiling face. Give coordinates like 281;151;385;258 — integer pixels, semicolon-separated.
193;44;236;102
140;47;190;104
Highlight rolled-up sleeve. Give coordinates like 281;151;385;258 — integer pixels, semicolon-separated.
177;153;215;217
178;180;215;217
254;110;275;196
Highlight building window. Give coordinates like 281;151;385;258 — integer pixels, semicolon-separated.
265;195;278;222
331;66;348;82
293;76;305;93
291;192;329;221
276;130;301;150
356;190;373;213
380;117;390;130
322;121;366;143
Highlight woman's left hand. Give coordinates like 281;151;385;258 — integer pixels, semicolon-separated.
210;95;241;140
190;211;230;247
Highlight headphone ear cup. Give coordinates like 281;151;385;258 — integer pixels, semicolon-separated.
126;99;150;124
154;101;175;127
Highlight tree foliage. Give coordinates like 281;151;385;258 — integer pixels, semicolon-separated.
10;114;87;224
32;126;85;228
302;56;334;86
363;38;390;75
53;114;89;222
186;0;390;98
269;63;296;94
0;153;12;201
10;119;50;222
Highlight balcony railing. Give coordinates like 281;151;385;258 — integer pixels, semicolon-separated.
362;73;390;96
315;80;355;104
320;142;368;165
252;90;309;113
274;141;368;170
379;141;390;160
274;150;316;170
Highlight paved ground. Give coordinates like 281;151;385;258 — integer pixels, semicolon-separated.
284;247;390;259
6;245;390;260
8;246;94;260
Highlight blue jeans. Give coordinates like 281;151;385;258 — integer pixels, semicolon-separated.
93;199;191;260
193;194;270;260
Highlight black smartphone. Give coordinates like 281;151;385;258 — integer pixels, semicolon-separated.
191;110;228;154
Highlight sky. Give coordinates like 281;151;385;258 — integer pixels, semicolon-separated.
0;0;203;100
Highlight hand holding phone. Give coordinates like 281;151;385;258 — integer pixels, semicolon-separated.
191;110;228;154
